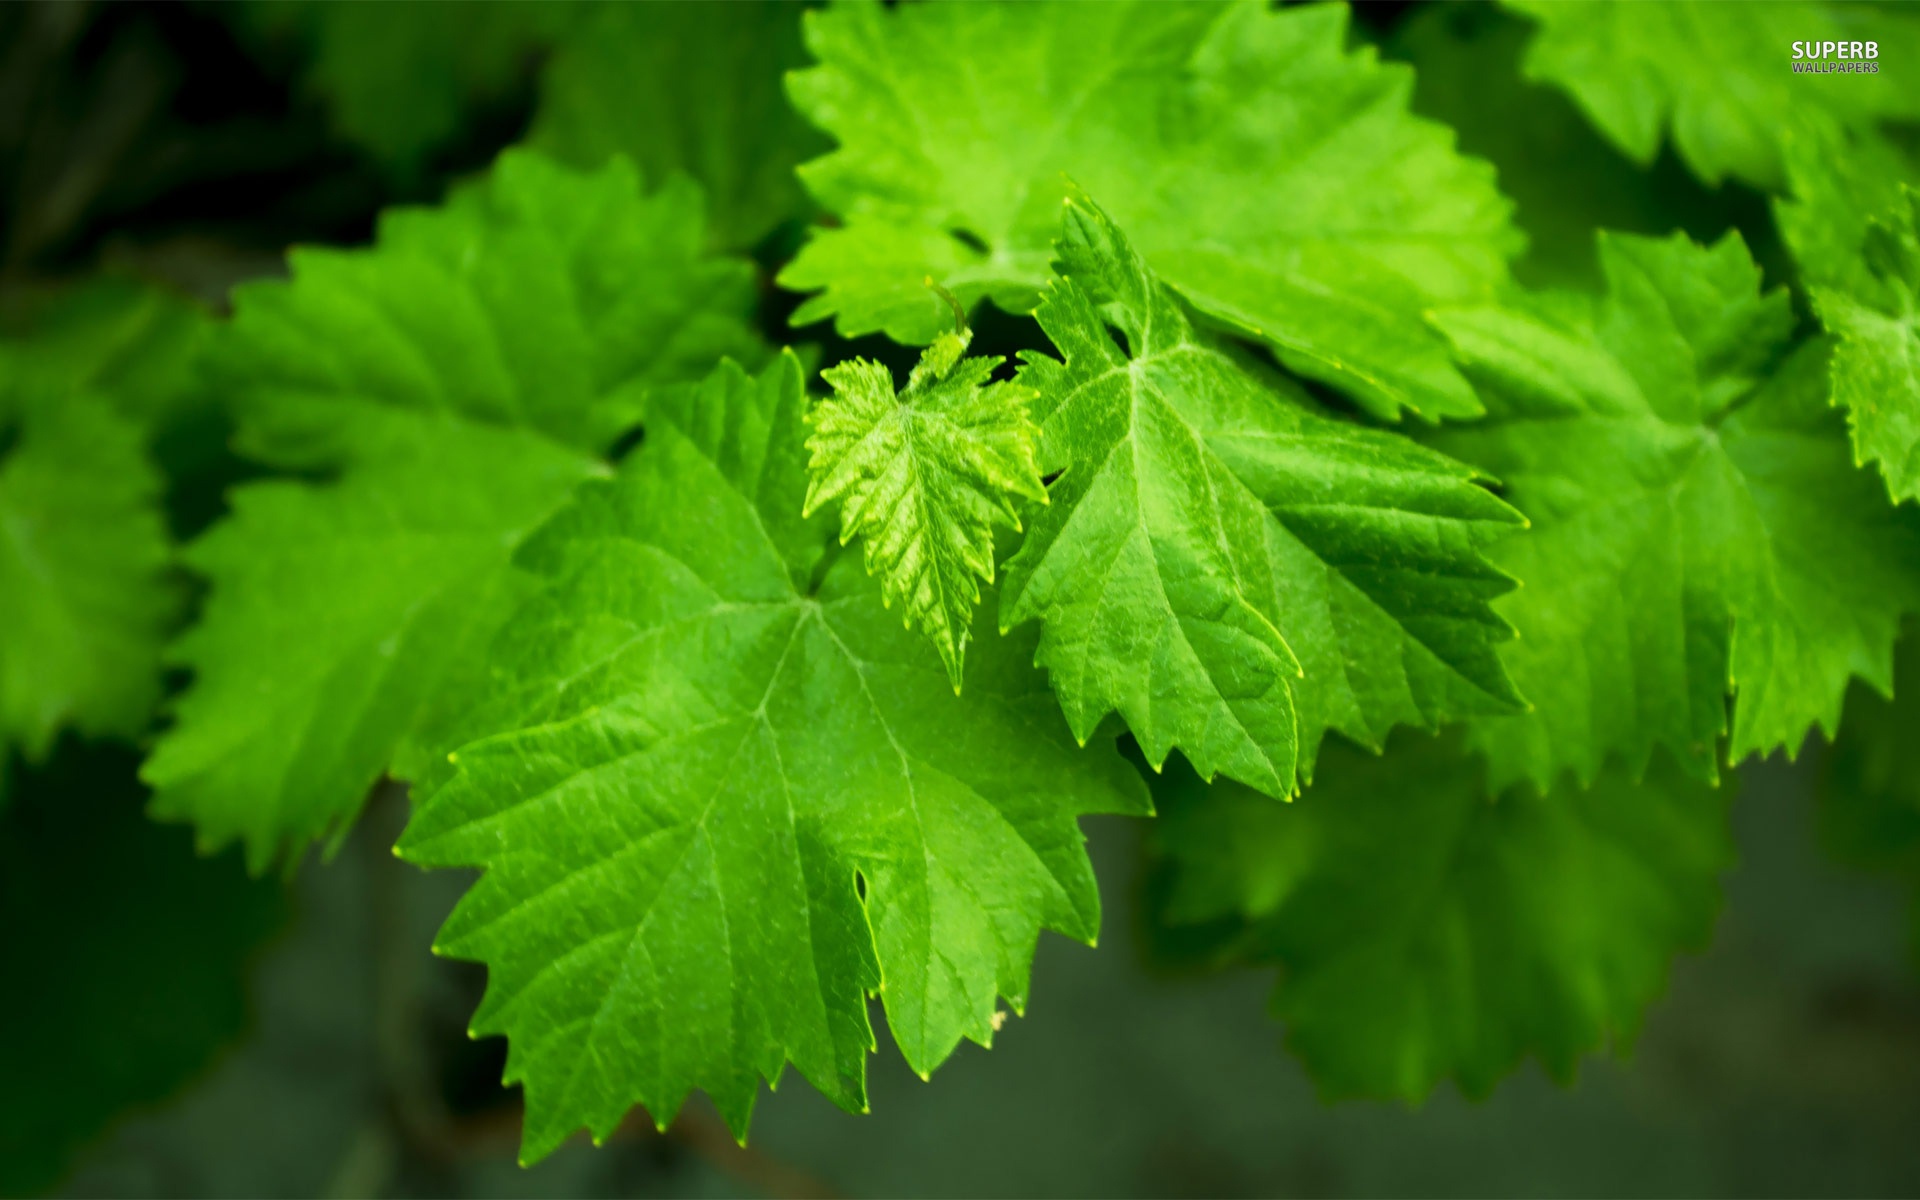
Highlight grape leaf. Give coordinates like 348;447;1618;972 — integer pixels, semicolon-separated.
231;0;584;176
397;353;1149;1162
1505;0;1920;192
1002;196;1524;798
1146;730;1732;1102
145;151;762;870
804;321;1044;689
1812;188;1920;502
0;282;191;766
1385;3;1769;289
1775;117;1920;503
0;276;211;431
1820;632;1920;957
1427;230;1920;791
0;745;285;1196
1775;116;1919;297
530;0;827;251
0;395;173;765
781;0;1518;421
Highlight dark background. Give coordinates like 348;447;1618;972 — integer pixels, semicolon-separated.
6;3;1920;1196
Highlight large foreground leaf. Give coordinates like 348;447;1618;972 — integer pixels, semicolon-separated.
782;0;1517;420
1429;231;1920;791
399;355;1149;1162
1147;731;1732;1101
1002;197;1523;798
146;151;761;870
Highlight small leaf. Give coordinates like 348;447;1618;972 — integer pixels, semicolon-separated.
804;311;1045;689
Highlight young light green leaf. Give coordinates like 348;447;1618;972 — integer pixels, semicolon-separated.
398;354;1149;1162
804;316;1045;689
782;0;1518;421
1505;0;1920;192
1147;731;1732;1102
1428;231;1920;792
1002;196;1525;798
145;151;762;871
530;0;827;251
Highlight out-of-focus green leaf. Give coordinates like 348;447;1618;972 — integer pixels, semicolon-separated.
1429;231;1920;791
1505;0;1920;192
144;150;762;872
530;0;826;251
0;744;286;1195
1146;730;1732;1102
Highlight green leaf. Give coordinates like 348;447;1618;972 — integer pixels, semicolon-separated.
231;0;584;176
0;280;197;766
1146;730;1732;1102
1427;231;1920;791
530;0;828;251
1;396;173;765
1805;186;1920;502
1385;3;1769;289
1505;0;1920;192
1821;631;1920;956
145;151;762;870
397;354;1149;1163
1003;196;1524;798
1774;116;1919;297
804;323;1045;689
0;276;211;431
0;745;286;1196
1776;117;1920;503
781;0;1519;420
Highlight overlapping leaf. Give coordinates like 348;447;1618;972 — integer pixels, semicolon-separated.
1147;731;1732;1101
230;0;584;176
1777;120;1920;503
0;397;172;766
1820;633;1920;957
1002;197;1524;798
804;325;1044;687
782;0;1518;420
398;354;1149;1162
1386;3;1767;288
1428;231;1920;791
531;0;826;251
0;746;285;1196
145;151;762;870
0;283;192;767
1506;0;1920;192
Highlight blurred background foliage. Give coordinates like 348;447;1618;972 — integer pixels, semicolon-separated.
4;2;1920;1196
